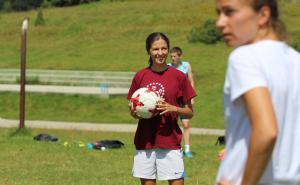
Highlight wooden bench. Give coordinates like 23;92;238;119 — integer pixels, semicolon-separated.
0;69;135;88
0;69;135;96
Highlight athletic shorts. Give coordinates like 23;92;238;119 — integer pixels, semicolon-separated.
180;115;190;122
132;149;185;180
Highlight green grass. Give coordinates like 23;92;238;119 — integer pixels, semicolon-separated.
0;127;223;185
0;89;222;128
0;0;299;129
0;92;136;123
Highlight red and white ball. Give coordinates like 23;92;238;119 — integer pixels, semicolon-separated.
130;87;160;119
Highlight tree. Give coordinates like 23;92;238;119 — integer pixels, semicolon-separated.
35;8;45;26
10;0;30;11
9;0;43;11
0;0;4;10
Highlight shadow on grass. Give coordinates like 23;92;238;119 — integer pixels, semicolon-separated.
9;128;33;137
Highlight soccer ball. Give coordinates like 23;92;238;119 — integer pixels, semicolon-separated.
130;87;160;119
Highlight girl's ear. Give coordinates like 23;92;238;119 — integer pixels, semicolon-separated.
258;5;271;27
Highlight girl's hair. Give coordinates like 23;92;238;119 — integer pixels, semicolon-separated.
249;0;287;41
170;47;183;56
145;32;170;66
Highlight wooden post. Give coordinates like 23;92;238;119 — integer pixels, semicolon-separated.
19;18;29;129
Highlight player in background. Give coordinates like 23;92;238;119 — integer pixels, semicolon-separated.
215;0;300;184
127;32;196;185
169;47;195;158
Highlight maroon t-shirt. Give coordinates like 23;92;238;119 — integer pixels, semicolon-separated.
127;67;196;150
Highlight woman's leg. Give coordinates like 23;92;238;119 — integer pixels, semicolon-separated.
168;178;184;185
141;178;156;185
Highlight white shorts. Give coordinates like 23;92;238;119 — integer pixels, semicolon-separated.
132;149;185;180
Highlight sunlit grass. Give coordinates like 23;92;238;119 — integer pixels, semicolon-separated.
0;127;223;185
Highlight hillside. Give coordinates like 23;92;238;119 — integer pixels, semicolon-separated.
0;0;300;128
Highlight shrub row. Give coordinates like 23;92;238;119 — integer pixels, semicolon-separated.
0;0;100;12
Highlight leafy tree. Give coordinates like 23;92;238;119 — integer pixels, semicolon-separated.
10;0;30;11
30;0;44;8
35;8;45;26
9;0;43;11
0;0;4;10
50;0;80;7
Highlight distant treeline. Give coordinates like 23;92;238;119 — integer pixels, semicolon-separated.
0;0;100;12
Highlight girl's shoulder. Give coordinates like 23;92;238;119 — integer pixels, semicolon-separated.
135;67;150;75
230;40;286;59
166;67;188;83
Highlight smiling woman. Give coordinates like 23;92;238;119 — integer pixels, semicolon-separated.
145;32;169;70
127;32;196;185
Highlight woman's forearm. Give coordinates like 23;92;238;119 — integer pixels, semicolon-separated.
176;106;193;118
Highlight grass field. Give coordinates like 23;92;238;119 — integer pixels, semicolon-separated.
0;0;300;128
0;127;223;185
0;92;136;124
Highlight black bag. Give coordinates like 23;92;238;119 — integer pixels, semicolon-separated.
215;136;225;145
33;133;58;142
93;140;124;149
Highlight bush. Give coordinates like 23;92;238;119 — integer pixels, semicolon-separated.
0;0;12;11
187;19;222;44
50;0;100;7
0;0;4;10
3;0;99;10
292;36;300;52
50;0;69;6
9;0;43;11
80;0;100;3
30;0;44;8
10;0;30;11
35;8;45;26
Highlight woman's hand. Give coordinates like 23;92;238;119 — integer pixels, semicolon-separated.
156;100;178;115
128;103;142;119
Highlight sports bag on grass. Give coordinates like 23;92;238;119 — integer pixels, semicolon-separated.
33;133;58;142
93;140;124;149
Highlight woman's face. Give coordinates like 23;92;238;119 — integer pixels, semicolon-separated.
149;38;169;66
216;0;262;47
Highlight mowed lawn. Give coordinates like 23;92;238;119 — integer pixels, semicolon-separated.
0;128;223;185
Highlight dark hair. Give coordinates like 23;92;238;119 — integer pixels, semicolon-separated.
145;32;170;66
170;47;183;56
249;0;287;41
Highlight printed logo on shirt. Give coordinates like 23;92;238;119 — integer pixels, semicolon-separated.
147;82;165;99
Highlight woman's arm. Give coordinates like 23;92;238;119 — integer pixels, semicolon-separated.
218;87;278;185
241;87;278;185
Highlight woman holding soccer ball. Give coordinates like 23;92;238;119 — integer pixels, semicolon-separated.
127;32;196;185
215;0;300;185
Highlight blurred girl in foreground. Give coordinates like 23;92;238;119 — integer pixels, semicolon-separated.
215;0;300;184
